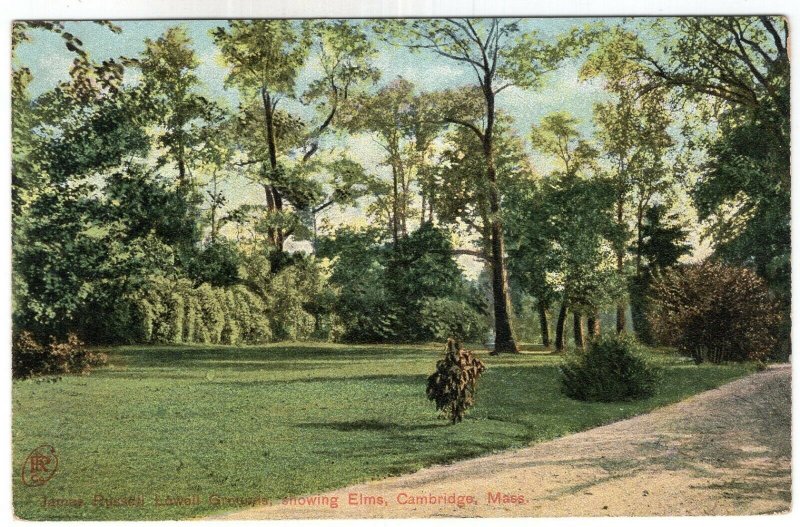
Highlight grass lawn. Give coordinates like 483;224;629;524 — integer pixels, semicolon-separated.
12;342;756;520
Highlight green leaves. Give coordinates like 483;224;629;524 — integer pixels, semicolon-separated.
560;335;658;402
530;111;598;178
302;20;380;108
213;20;311;97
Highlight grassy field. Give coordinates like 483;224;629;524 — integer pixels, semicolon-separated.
12;342;756;520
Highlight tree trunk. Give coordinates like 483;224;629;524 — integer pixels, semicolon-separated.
390;162;400;245
537;300;550;348
260;87;286;253
573;312;584;350
616;303;626;334
399;163;408;237
177;155;186;188
484;89;518;353
616;195;626;334
555;303;568;352
635;202;645;279
210;205;217;243
587;312;601;339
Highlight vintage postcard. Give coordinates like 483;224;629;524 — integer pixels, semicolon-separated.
7;5;792;522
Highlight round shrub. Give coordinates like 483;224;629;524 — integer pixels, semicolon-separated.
647;261;781;363
559;335;658;402
426;339;487;423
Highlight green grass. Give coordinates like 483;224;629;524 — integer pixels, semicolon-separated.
12;342;756;520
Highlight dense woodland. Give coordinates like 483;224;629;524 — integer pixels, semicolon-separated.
11;18;789;356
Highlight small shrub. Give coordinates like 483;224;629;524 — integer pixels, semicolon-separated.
12;331;107;380
559;335;658;402
647;261;782;363
426;339;487;423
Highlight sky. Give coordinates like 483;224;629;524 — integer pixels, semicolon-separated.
15;18;699;275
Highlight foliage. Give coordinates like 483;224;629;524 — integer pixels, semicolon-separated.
387;225;469;326
238;249;337;341
426;339;487;423
419;297;490;344
338;78;442;240
629;204;691;343
559;335;658;402
647;261;781;363
184;239;242;287
588;18;790;334
10;18;792;367
138;26;226;185
375;18;585;353
116;277;273;346
506;112;626;325
12;331;107;380
696;100;790;306
213;20;378;253
320;225;488;343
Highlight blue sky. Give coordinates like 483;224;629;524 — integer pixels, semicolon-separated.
15;18;613;138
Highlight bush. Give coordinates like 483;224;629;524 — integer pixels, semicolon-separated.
12;331;107;379
426;339;487;423
264;264;317;341
419;297;490;343
647;261;782;363
559;335;658;402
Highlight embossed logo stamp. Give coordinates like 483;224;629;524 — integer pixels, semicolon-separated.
21;445;59;487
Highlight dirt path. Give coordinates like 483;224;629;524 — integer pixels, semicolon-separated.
212;365;791;519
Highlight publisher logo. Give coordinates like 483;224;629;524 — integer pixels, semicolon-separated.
21;445;58;487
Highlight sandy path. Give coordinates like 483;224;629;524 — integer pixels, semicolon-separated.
211;365;791;519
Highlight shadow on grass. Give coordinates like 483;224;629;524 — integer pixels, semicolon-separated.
298;419;445;433
107;345;437;370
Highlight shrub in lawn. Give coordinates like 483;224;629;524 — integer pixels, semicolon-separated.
426;339;486;423
12;331;108;379
559;335;658;402
647;261;782;363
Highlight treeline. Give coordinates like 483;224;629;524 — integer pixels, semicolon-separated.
11;18;789;354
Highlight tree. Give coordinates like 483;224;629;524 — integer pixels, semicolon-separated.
386;224;482;341
212;20;311;253
318;223;486;344
316;228;396;342
138;26;212;187
339;78;442;244
529;112;597;178
582;53;674;334
13;72;161;340
587;17;790;327
629;204;691;343
507;174;623;352
507;111;624;351
213;20;378;260
12;21;129;216
376;19;582;353
528;112;600;348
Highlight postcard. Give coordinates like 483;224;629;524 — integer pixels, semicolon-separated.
8;10;791;521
